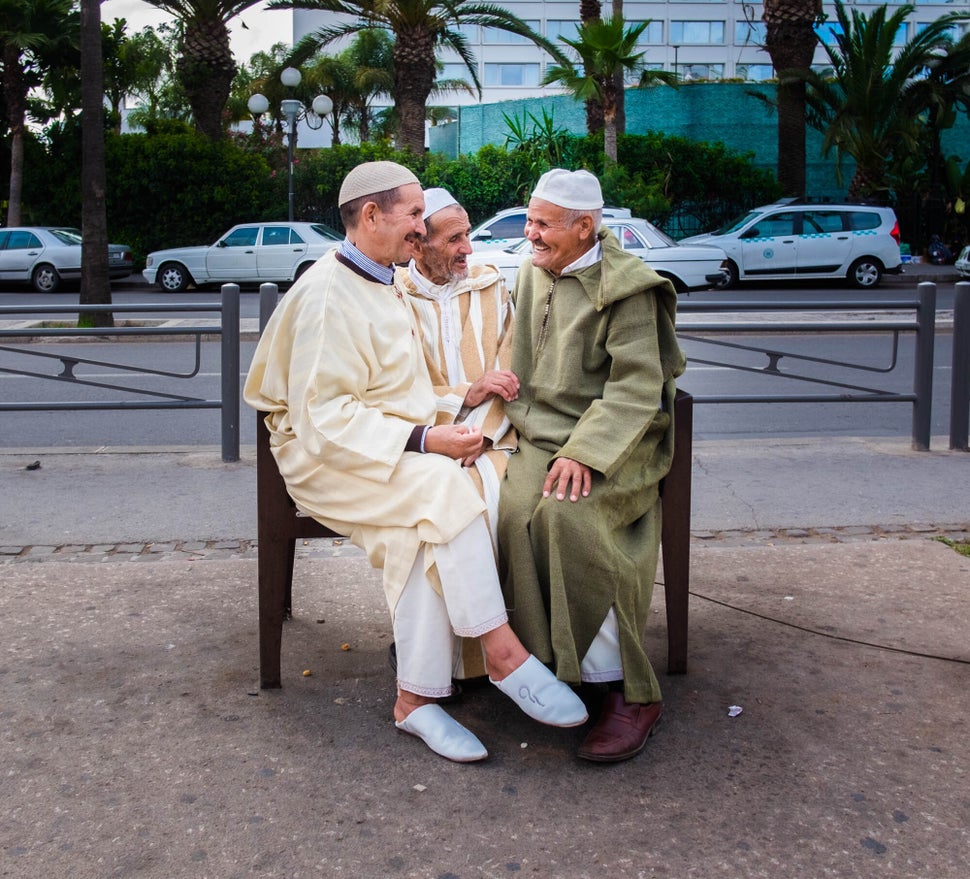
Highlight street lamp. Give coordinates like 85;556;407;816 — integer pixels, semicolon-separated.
248;67;333;222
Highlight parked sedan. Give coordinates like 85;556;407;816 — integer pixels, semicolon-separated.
0;226;134;293
468;217;727;292
143;222;342;292
956;244;970;278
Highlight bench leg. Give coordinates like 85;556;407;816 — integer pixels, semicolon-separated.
258;535;292;689
662;393;693;675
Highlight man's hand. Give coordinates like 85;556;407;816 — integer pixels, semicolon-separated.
464;369;520;408
424;424;484;461
543;457;591;502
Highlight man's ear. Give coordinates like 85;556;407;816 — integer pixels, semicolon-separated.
359;200;380;230
578;214;596;240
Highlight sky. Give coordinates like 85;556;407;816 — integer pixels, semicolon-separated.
100;1;294;65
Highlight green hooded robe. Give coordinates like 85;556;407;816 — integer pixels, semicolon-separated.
498;227;687;704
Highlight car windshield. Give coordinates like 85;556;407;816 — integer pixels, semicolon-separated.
49;228;83;245
310;224;341;241
630;219;677;247
713;211;762;236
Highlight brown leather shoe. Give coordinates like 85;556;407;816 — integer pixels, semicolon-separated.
577;692;662;763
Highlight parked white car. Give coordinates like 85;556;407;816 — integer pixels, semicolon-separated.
682;199;903;289
0;226;133;293
143;222;342;292
956;244;970;278
469;205;633;251
469;217;727;292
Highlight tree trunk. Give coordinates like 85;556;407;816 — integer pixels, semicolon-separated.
392;27;437;154
763;1;820;197
178;18;235;140
2;44;26;226
603;77;618;163
613;0;625;135
581;0;604;135
79;0;112;327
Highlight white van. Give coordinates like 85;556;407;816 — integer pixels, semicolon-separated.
682;200;903;289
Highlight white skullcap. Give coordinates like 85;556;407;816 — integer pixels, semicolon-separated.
531;168;604;211
422;187;460;220
338;161;420;206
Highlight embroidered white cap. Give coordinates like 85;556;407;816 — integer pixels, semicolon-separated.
338;161;421;206
422;187;460;220
531;168;604;210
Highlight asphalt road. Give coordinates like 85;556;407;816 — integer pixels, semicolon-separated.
0;330;955;448
0;271;961;319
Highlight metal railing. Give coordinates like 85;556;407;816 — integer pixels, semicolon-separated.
0;285;240;461
677;282;941;450
951;282;970;451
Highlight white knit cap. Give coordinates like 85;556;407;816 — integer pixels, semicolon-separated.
422;187;460;220
531;168;604;210
338;161;420;206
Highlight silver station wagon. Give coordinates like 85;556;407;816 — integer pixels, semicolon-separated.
683;200;903;289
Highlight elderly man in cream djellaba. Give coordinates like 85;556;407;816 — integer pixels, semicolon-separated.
395;187;519;681
244;161;588;764
499;169;687;763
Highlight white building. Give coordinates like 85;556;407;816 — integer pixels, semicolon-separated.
292;1;970;109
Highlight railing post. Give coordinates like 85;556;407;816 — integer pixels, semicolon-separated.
950;281;970;451
221;283;240;462
911;282;936;451
259;282;279;333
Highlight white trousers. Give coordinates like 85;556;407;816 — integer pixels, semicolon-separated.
580;607;623;684
394;514;508;697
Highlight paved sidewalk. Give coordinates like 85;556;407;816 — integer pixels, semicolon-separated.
1;435;969;877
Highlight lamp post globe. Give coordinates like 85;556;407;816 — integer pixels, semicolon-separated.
248;68;331;222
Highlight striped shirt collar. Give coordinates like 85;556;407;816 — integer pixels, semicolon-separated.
338;238;395;285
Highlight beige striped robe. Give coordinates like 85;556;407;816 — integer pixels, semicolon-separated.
396;261;517;677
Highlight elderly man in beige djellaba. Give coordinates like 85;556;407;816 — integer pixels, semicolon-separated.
244;161;587;763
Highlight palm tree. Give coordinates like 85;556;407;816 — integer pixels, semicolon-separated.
342;30;394;143
0;0;77;225
762;0;821;197
270;0;567;154
800;1;970;198
142;0;267;139
542;15;675;164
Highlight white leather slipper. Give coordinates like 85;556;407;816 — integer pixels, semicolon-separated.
394;704;488;762
490;655;589;727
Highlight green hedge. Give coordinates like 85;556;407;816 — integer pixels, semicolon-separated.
20;126;780;262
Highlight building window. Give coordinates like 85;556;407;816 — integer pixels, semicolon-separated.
815;22;844;45
483;63;541;87
670;21;725;44
441;62;474;81
735;21;766;45
546;20;579;42
629;20;664;44
735;63;774;81
455;24;479;44
483;22;541;44
682;63;724;81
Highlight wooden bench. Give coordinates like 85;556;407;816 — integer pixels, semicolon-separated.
256;389;693;688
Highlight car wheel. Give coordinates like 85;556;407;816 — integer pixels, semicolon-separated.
32;263;60;293
848;257;882;289
713;259;738;290
656;271;687;294
157;262;191;292
294;261;314;281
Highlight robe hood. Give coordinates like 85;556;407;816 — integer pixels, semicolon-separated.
555;226;685;383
